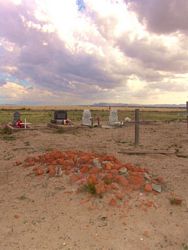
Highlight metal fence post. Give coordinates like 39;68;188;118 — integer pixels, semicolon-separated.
135;109;140;145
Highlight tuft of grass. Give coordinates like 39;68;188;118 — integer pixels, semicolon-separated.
45;147;54;152
82;183;96;195
24;141;30;146
182;243;188;250
18;194;27;200
169;197;183;205
55;128;64;134
103;178;112;185
1;135;16;141
1;126;12;135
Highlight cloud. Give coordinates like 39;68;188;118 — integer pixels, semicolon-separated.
0;0;188;105
117;33;188;76
126;0;188;34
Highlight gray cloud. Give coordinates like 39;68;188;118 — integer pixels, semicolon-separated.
117;35;188;74
0;0;188;105
126;0;188;34
148;82;188;92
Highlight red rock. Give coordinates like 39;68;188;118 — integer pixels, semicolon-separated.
87;174;98;185
35;167;44;176
48;165;56;177
113;164;122;170
80;165;89;174
110;182;120;190
128;175;144;190
115;175;129;187
15;161;22;166
144;184;152;192
109;198;117;206
104;162;113;170
89;167;100;174
69;174;81;183
110;169;118;175
57;158;65;165
95;182;106;194
115;192;124;200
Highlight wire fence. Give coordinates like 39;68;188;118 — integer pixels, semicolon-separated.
0;106;187;147
1;108;187;122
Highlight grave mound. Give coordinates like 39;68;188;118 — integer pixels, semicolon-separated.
18;150;164;207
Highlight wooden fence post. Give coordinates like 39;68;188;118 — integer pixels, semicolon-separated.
186;101;188;132
135;109;140;145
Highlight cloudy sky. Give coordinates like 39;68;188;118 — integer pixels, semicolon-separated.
0;0;188;105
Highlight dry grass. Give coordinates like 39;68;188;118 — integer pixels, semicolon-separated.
0;105;185;112
0;105;186;125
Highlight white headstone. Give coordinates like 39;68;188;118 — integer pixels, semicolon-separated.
82;110;92;126
109;109;119;125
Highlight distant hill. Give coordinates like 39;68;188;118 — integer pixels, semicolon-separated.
91;103;186;108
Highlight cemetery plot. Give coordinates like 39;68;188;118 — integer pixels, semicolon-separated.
48;110;75;129
19;150;164;206
82;109;92;126
109;109;122;126
0;112;188;250
7;111;33;131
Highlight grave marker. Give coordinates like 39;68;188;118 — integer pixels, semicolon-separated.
51;110;68;124
82;110;92;126
12;111;20;126
109;109;121;125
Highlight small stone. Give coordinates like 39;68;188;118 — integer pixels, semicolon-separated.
144;173;151;180
152;183;162;193
55;166;62;177
109;198;117;206
144;183;152;192
93;158;102;169
119;167;128;175
143;230;149;237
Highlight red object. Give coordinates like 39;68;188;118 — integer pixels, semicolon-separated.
144;183;152;192
15;119;24;128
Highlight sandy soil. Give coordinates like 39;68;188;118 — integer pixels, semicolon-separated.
0;122;188;250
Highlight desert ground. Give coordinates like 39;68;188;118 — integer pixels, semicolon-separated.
0;118;188;250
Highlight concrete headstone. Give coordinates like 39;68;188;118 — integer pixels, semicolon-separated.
12;111;21;126
109;109;119;125
82;110;92;126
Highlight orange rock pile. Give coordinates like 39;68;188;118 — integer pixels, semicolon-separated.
19;150;163;205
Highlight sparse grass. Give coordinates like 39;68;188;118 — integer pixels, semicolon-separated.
55;128;65;134
1;135;16;141
169;197;183;205
103;178;113;185
45;147;54;152
182;243;188;250
82;183;96;195
0;107;186;125
17;194;27;200
0;126;13;135
24;141;31;146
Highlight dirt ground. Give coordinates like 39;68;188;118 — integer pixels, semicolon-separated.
0;122;188;250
